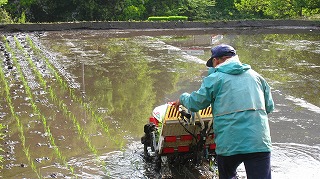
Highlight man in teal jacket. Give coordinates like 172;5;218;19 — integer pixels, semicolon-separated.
174;44;274;179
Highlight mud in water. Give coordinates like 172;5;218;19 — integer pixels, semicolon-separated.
0;28;320;178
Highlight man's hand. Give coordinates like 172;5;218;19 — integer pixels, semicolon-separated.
172;99;181;110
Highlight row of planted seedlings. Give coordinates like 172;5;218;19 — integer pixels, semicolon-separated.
25;35;125;149
13;35;107;176
0;36;42;178
0;44;5;169
0;123;4;169
18;36;119;171
11;35;80;177
0;63;8;170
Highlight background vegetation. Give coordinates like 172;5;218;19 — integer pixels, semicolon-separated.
0;0;319;23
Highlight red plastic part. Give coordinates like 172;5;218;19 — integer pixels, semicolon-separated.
209;143;216;150
149;117;158;126
180;135;193;141
178;146;190;152
165;136;177;142
163;147;175;154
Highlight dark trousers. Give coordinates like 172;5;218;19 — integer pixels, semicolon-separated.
217;152;271;179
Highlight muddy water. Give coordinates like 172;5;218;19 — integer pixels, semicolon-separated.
0;29;319;179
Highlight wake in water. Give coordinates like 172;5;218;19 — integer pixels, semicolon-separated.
272;143;320;179
93;141;320;179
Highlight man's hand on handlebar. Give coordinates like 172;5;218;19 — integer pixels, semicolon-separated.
172;99;181;110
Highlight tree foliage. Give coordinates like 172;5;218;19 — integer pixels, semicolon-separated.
1;0;319;23
0;0;7;6
0;0;11;23
263;0;320;18
235;0;269;18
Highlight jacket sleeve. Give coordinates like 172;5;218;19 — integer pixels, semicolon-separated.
261;78;274;114
179;76;216;112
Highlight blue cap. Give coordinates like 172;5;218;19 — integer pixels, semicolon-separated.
206;44;236;67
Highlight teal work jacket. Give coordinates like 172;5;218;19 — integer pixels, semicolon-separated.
179;56;274;156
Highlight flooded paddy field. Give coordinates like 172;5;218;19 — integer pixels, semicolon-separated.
0;27;320;178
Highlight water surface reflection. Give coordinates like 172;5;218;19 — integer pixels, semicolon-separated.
1;30;319;178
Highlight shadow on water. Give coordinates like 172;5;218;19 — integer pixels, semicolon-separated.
0;28;319;178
